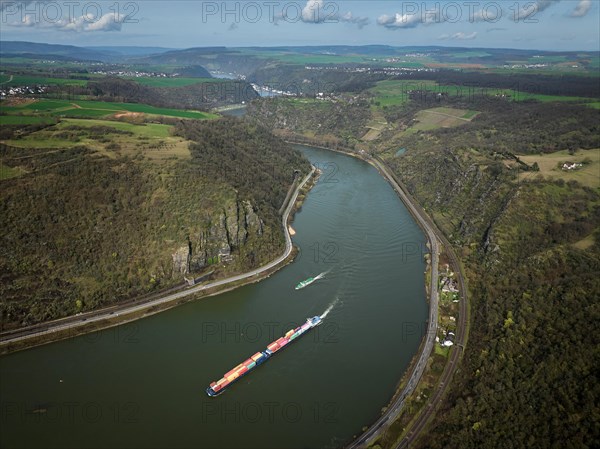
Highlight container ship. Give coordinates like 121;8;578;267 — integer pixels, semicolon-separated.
206;315;322;396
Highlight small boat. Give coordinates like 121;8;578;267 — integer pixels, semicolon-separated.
295;277;316;290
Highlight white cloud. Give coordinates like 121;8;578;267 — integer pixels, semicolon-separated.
377;5;446;29
471;7;501;22
512;0;559;21
377;13;421;29
7;10;123;32
301;0;324;23
570;0;592;17
339;11;369;29
283;0;368;27
439;31;478;41
84;13;123;32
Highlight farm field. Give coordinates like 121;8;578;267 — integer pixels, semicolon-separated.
518;148;600;189
1;117;192;161
2;74;88;86
1;98;219;120
369;79;597;108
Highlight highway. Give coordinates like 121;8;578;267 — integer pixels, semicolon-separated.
0;167;315;349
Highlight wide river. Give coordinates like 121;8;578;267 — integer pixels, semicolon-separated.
0;145;428;449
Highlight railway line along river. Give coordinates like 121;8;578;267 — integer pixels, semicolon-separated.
0;145;428;449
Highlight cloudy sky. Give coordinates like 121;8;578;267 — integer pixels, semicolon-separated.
1;0;598;50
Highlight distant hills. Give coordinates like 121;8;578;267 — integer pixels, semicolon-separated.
0;41;176;62
1;41;598;74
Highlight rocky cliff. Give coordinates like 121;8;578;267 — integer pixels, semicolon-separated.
172;199;264;276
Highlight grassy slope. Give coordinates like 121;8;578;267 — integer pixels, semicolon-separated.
2;98;219;120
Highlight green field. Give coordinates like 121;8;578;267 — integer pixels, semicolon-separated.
0;115;54;125
370;80;439;106
2;98;218;120
2;117;192;160
0;163;26;180
5;75;88;86
408;107;479;132
449;51;492;58
59;118;172;138
519;149;600;189
369;79;597;108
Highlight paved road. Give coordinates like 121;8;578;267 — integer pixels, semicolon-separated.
0;168;315;348
346;157;440;449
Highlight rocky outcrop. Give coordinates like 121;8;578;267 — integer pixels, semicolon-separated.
173;199;265;277
172;243;191;275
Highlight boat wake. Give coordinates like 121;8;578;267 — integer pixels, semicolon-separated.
295;269;331;290
314;269;330;281
320;296;340;319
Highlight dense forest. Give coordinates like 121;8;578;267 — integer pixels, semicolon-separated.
0;118;309;329
392;151;600;449
37;77;259;110
376;98;600;448
247;97;372;143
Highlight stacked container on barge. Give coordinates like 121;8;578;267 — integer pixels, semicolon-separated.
206;316;322;396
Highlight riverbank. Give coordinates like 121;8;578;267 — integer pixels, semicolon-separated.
0;167;316;355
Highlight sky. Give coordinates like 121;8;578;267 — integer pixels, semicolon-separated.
0;0;598;51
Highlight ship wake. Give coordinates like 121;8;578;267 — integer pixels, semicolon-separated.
314;268;331;281
320;296;339;319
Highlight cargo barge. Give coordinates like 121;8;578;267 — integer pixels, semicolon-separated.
206;315;322;396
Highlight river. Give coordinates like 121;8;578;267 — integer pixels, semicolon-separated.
0;145;428;449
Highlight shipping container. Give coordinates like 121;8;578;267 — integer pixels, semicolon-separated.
247;361;256;369
243;358;254;366
224;364;243;378
217;378;227;386
251;352;263;361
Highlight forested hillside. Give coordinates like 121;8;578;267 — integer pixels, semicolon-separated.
0;118;309;329
388;133;600;449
